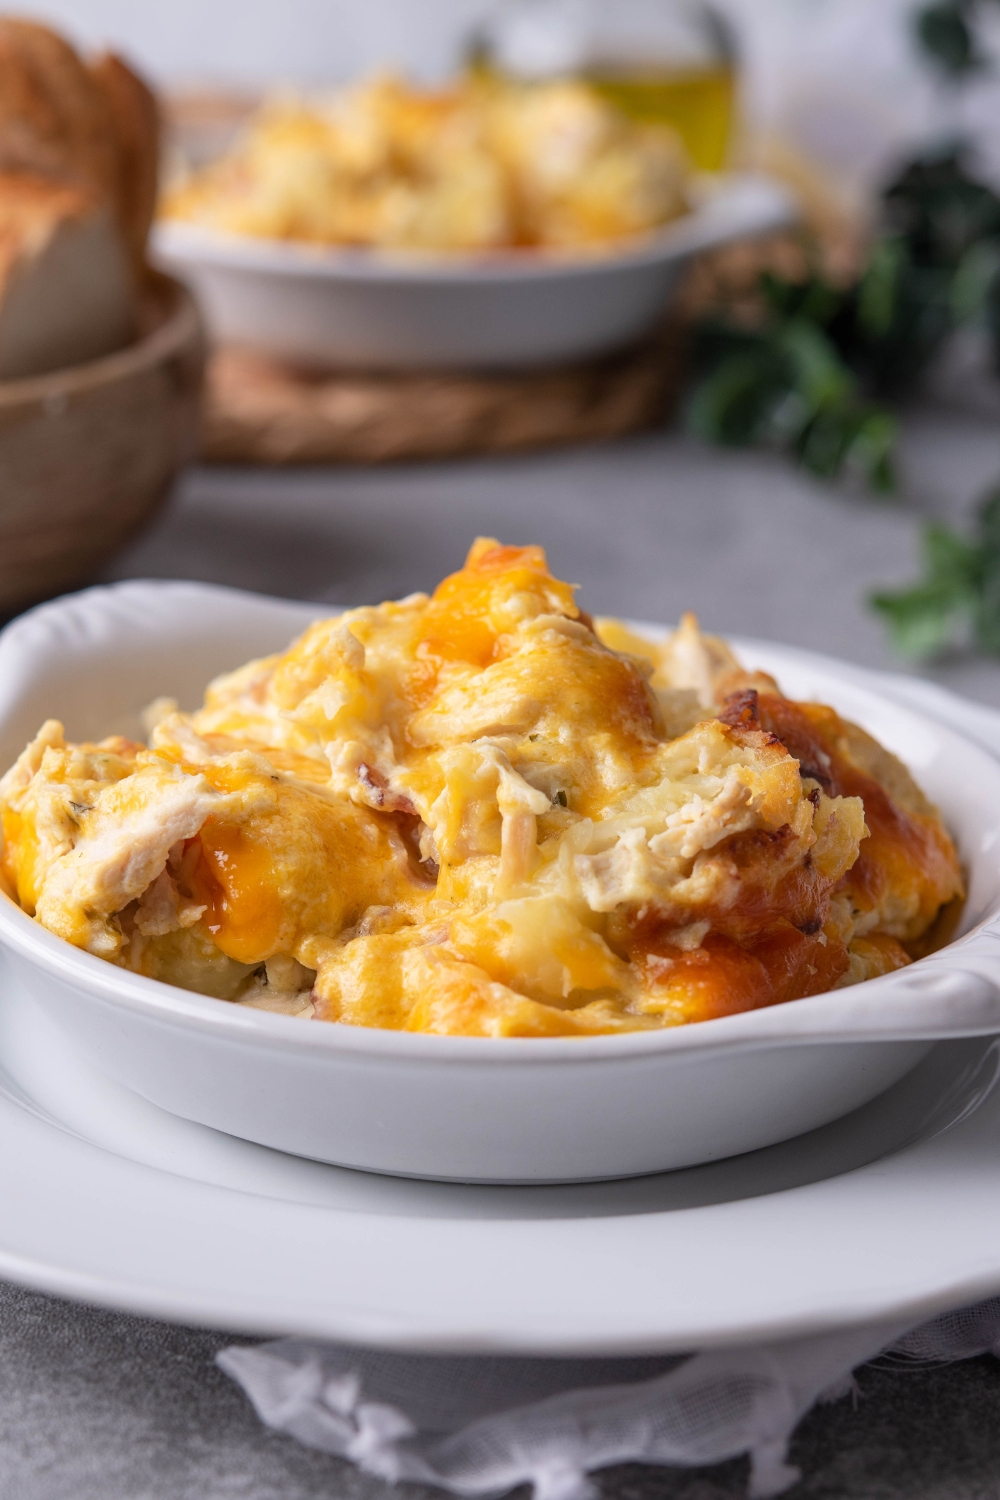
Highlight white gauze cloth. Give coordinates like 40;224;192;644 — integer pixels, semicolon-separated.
217;1298;1000;1499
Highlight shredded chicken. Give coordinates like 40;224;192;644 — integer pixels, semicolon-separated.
0;539;963;1035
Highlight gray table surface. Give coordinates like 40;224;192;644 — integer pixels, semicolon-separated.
7;401;1000;1498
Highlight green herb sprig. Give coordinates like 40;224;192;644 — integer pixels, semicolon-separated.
688;275;898;492
687;150;1000;492
871;488;1000;657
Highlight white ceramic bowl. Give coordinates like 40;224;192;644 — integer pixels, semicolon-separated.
2;580;1000;1185
151;173;794;371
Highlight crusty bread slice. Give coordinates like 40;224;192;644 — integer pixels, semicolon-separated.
0;20;120;204
89;51;160;275
0;172;133;379
0;21;161;378
0;21;160;274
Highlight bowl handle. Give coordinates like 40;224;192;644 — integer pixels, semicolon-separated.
782;966;1000;1045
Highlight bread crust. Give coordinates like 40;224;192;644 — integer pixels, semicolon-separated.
0;170;97;285
89;51;160;272
0;21;158;272
0;20;119;201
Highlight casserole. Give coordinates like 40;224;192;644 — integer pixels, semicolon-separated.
152;173;793;370
1;579;998;1182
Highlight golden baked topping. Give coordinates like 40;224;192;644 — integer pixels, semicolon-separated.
0;540;964;1035
163;73;689;254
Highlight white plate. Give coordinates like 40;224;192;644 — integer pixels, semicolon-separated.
1;670;1000;1352
152;173;794;370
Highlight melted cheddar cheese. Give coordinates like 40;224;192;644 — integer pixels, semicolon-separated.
163;74;690;254
0;540;964;1034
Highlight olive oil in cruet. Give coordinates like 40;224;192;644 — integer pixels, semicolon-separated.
472;0;737;172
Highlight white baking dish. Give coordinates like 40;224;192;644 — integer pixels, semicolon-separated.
151;173;794;371
1;579;999;1184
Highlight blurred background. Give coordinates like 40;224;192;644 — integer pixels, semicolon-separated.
3;0;1000;701
27;0;1000;189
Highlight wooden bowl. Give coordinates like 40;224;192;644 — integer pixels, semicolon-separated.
0;274;204;617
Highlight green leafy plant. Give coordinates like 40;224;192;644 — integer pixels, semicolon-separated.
871;488;1000;657
915;0;1000;77
688;276;898;492
686;149;1000;491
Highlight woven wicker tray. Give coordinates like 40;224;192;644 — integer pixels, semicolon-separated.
200;324;688;466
